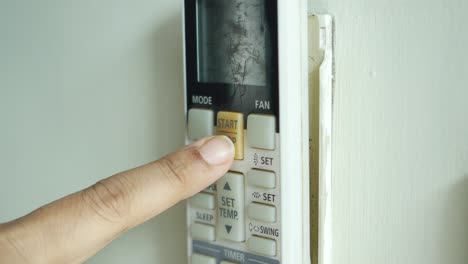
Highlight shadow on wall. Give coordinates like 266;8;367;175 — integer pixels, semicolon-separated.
145;13;186;154
125;12;188;263
440;175;468;264
145;12;191;264
88;11;188;264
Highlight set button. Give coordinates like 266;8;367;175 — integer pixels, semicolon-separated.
247;169;276;189
248;203;276;223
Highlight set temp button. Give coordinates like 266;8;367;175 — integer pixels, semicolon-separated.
216;172;245;242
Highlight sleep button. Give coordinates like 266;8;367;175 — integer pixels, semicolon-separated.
216;111;244;160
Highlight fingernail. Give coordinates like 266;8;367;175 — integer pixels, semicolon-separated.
199;136;235;165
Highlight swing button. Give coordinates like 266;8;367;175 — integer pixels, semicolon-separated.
216;111;244;160
247;236;277;256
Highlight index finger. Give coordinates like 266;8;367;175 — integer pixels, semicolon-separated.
0;136;234;264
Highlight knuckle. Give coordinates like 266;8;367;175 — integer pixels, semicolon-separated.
81;177;132;223
158;153;194;191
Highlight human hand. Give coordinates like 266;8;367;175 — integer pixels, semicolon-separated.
0;136;234;263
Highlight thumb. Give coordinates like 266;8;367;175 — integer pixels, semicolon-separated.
0;136;234;264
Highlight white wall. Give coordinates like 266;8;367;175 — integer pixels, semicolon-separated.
310;0;468;263
2;1;468;264
0;1;187;263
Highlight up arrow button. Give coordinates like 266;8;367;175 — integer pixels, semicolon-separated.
216;172;245;242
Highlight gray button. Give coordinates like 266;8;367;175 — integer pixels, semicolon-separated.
217;172;245;242
220;261;238;264
247;114;276;150
247;169;276;189
188;108;214;140
191;223;216;241
190;193;215;210
192;253;216;264
248;203;276;223
247;236;277;256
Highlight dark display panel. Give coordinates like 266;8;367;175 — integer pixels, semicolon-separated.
185;0;279;131
197;0;269;86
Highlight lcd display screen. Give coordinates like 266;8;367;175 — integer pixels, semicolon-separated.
197;0;272;87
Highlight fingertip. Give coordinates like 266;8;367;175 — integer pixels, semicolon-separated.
198;136;235;166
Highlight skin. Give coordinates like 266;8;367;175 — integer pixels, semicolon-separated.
0;136;234;264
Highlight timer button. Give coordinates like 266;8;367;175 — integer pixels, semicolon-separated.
192;254;216;264
188;108;214;140
247;114;276;150
216;111;244;160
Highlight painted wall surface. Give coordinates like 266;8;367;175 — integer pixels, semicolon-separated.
2;1;468;264
0;1;187;263
310;0;468;263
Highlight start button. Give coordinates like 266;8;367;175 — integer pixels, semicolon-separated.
216;111;244;160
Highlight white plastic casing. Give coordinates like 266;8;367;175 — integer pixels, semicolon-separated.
183;1;334;263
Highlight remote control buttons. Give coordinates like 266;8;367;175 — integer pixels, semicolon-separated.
216;111;244;160
247;169;276;189
191;223;216;242
190;193;215;210
188;109;214;140
217;172;245;242
192;253;216;264
248;203;276;223
247;114;276;150
247;236;277;256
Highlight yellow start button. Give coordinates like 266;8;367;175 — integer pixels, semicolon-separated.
216;111;244;160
